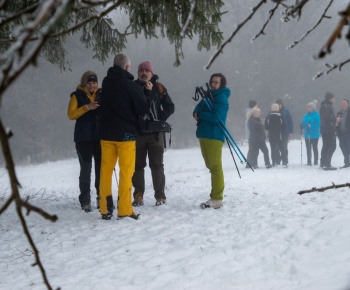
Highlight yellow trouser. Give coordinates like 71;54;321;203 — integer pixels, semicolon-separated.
100;140;136;216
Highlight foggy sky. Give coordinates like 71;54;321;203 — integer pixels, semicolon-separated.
1;1;350;164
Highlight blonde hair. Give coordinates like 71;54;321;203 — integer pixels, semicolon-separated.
252;107;260;117
80;71;98;87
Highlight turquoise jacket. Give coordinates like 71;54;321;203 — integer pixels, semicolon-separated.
301;111;320;139
193;87;231;142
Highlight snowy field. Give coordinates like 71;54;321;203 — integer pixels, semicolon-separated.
1;140;350;290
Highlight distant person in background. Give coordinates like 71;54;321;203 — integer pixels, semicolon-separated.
320;92;337;170
301;100;320;166
276;98;293;168
67;71;101;213
247;107;272;169
193;73;230;209
245;100;258;168
132;61;175;207
336;99;350;168
265;103;285;167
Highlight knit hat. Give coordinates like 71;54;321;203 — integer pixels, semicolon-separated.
275;98;283;106
307;100;317;111
271;103;279;112
325;92;335;101
138;61;153;74
249;100;257;108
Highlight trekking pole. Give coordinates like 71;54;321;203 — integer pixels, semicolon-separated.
195;87;253;175
199;86;254;171
300;124;303;166
307;125;311;165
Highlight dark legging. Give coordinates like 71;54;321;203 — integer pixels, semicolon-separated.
305;138;319;165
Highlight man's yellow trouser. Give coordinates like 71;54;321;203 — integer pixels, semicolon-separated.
99;140;136;216
199;138;224;200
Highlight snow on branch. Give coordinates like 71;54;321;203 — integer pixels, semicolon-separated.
205;0;266;70
252;0;281;41
313;58;350;79
181;0;197;36
298;182;350;195
288;0;334;49
287;0;311;18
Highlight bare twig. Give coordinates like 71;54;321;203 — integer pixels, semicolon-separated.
252;0;281;41
205;0;266;70
313;58;350;79
287;0;311;18
298;182;350;195
288;0;334;49
318;3;350;59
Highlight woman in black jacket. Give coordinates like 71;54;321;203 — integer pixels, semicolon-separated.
68;71;101;212
248;108;272;169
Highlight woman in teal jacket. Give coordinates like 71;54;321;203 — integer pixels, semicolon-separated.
193;73;230;209
301;100;320;165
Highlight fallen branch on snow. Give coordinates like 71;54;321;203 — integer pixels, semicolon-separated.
298;182;350;195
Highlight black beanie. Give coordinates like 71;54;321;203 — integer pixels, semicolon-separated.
249;100;257;108
276;98;283;106
325;92;335;101
87;75;98;83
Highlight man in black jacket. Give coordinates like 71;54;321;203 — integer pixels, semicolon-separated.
99;54;149;220
336;99;350;168
132;61;175;207
320;92;337;170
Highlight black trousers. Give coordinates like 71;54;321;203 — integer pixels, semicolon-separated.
279;137;289;165
320;133;336;167
132;132;166;200
338;131;350;165
269;136;282;165
76;141;101;206
305;138;319;165
249;141;271;168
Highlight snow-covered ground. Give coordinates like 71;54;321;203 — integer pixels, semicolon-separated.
1;140;350;290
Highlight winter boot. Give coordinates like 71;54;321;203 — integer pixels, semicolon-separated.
266;164;272;169
132;192;144;207
155;198;167;206
101;212;113;220
200;199;223;209
82;204;93;213
117;213;140;220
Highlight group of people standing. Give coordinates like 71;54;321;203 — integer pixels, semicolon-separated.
68;54;174;220
245;92;350;171
68;55;350;216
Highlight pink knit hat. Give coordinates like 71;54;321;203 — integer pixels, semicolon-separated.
138;61;153;74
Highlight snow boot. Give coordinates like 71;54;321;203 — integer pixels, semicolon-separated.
132;192;144;207
101;212;113;220
117;213;140;220
200;199;223;209
155;198;167;206
82;204;93;213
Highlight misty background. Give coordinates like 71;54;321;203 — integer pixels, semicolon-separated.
1;1;350;165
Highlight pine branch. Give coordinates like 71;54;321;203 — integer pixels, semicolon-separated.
252;0;281;41
0;2;39;27
288;0;334;49
181;0;197;36
298;182;350;195
205;0;266;70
